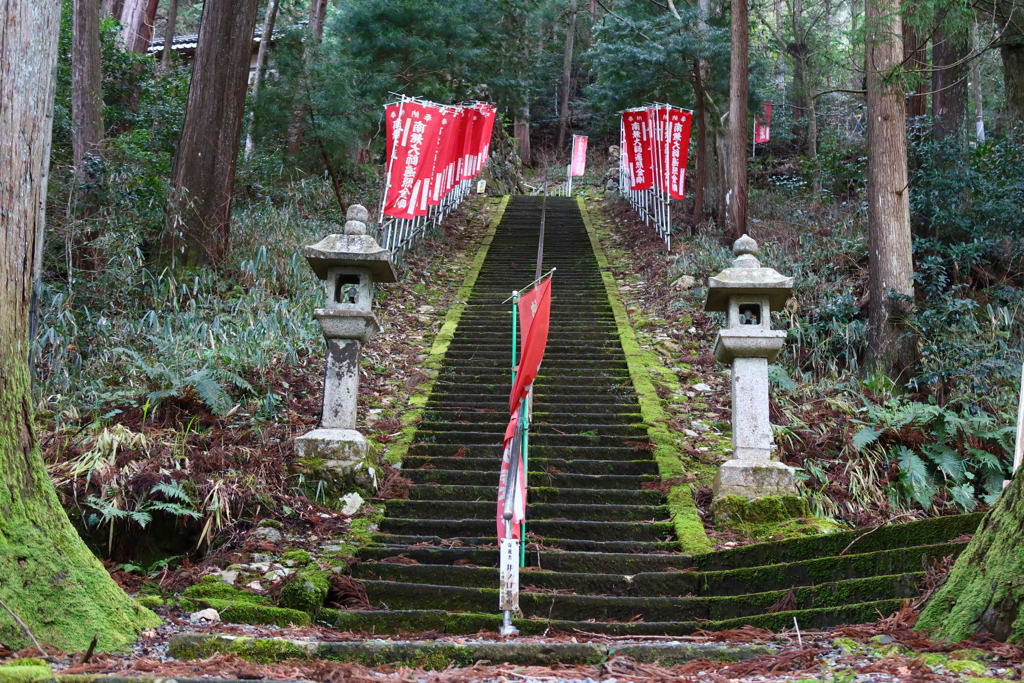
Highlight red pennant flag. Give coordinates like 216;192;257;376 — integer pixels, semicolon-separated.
496;413;525;540
666;108;692;200
755;101;772;144
510;277;552;414
623;110;653;191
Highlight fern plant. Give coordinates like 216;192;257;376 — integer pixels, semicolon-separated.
851;398;1013;512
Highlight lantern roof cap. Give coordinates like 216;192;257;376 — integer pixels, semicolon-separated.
704;235;793;312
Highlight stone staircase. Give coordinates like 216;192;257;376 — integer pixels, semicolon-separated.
317;196;980;636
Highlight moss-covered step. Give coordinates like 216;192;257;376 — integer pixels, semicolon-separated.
401;456;659;475
632;541;968;597
691;513;983;571
359;572;921;622
313;597;906;637
353;563;631;594
167;633;771;669
408;484;664;506
418;431;648;446
405;469;658;489
369;535;685;554
409;444;655;461
383;499;669;522
378;518;674;542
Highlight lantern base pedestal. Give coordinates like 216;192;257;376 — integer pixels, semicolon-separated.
293;428;379;505
711;458;798;500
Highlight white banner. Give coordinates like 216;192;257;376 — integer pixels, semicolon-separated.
498;537;520;611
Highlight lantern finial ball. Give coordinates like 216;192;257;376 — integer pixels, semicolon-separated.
344;204;370;236
733;234;758;256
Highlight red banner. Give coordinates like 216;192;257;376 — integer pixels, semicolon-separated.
510;277;552;414
383;102;442;219
755;101;772;144
622;110;653;190
570;135;588;176
383;98;496;219
496;413;525;540
666;108;692;200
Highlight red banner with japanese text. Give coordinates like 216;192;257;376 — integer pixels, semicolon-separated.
383;102;442;219
622;110;653;190
665;108;692;200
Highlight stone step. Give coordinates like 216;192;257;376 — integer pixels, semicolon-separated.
401;456;659;475
383;499;670;522
407;484;664;506
377;517;675;542
403;468;658;489
360;573;922;622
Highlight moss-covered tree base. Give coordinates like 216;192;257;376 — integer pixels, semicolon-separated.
916;471;1024;642
0;475;161;651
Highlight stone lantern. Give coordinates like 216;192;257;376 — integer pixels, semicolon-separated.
294;205;397;484
704;234;798;499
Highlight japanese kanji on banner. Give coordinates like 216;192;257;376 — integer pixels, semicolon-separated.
570;135;588;176
755;101;772;144
622;110;653;190
665;108;692;200
382;98;496;220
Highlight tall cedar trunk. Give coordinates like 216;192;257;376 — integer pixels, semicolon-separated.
557;0;577;150
806;68;820;195
286;0;327;156
971;21;986;142
916;470;1024;642
1000;43;1024;128
865;0;918;379
244;0;279;158
902;7;927;125
102;0;124;16
160;0;179;69
726;0;749;242
120;0;160;53
932;25;969;140
693;59;707;222
514;107;532;166
164;0;260;266
72;0;104;190
1;0;158;651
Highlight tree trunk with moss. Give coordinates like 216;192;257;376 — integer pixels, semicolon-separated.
917;471;1024;642
1;0;160;652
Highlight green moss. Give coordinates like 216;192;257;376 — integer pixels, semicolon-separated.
135;595;164;609
257;519;284;529
577;197;712;555
917;473;1024;643
947;659;989;674
709;493;840;542
831;637;861;654
168;634;314;663
197;599;311;627
0;666;51;683
181;583;270;604
0;661;47;668
281;549;312;565
279;568;329;613
0;362;161;652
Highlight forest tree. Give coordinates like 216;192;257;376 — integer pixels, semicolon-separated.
0;0;158;651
